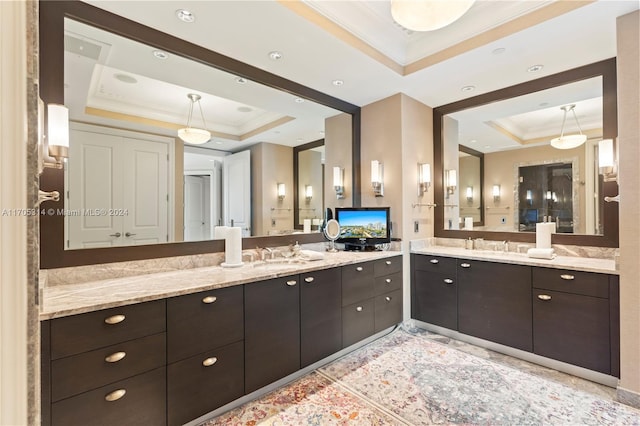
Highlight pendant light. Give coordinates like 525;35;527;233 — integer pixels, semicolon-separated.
550;104;587;150
390;0;475;32
178;93;211;145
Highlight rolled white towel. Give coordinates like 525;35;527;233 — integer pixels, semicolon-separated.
299;249;325;261
527;248;556;260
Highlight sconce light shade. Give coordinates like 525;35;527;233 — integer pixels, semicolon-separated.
526;189;533;202
178;93;211;145
466;186;473;202
550;104;587;150
598;139;618;182
546;190;552;200
305;185;313;201
47;104;69;161
390;0;475;32
277;183;286;200
418;162;431;196
371;160;384;197
333;166;345;199
492;184;500;202
445;169;457;196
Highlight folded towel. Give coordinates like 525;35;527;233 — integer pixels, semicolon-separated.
299;249;325;261
527;248;556;260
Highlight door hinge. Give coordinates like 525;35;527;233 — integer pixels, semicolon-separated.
166;234;169;241
166;194;169;202
66;239;70;248
167;154;169;161
66;190;70;199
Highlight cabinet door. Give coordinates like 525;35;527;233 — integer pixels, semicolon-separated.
245;275;300;393
412;269;457;330
342;299;374;348
167;285;243;363
458;260;532;351
533;289;610;374
300;268;342;368
374;289;402;332
342;261;375;306
167;341;244;426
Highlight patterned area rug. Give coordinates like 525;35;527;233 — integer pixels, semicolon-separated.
204;328;640;425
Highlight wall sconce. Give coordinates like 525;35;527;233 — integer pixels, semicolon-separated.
418;163;431;197
445;169;457;197
526;189;533;205
371;160;384;197
466;186;473;202
277;183;286;200
492;184;500;202
333;166;345;199
546;190;552;200
38;103;70;204
304;185;313;202
598;138;617;182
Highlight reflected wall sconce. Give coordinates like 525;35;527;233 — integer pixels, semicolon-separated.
550;104;587;150
418;162;431;197
304;185;313;202
492;184;501;202
526;189;533;205
466;186;473;202
546;190;552;200
445;169;457;197
598;138;618;182
277;183;286;200
38;102;70;204
333;166;345;199
371;160;384;197
178;93;211;145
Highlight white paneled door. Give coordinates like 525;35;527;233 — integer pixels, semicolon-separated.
223;150;251;236
67;125;170;248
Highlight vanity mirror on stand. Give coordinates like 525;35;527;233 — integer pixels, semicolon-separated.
434;59;619;247
38;1;362;268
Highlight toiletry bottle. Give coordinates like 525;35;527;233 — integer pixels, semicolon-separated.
465;237;473;250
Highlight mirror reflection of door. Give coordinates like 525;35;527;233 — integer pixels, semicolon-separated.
223;150;251;236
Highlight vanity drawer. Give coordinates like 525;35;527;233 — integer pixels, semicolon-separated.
532;268;609;298
50;300;166;360
412;254;456;275
51;333;166;402
167;285;243;363
374;271;402;296
51;367;166;426
342;262;375;306
373;256;402;276
374;289;403;332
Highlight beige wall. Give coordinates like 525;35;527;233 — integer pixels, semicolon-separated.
250;143;293;236
325;113;353;211
459;155;481;222
617;10;640;403
483;144;586;233
297;149;323;225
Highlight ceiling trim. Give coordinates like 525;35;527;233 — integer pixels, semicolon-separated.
239;116;296;141
280;0;595;77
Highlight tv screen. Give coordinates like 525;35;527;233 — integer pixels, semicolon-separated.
335;207;390;249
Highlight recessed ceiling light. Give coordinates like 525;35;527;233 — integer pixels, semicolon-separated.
237;106;252;113
294;97;305;103
484;145;491;149
461;85;475;92
235;77;247;84
215;141;223;145
176;9;195;23
492;47;506;55
528;64;544;73
539;102;550;107
469;139;477;144
268;51;283;60
152;50;169;60
114;73;137;84
296;138;303;142
332;79;344;86
274;131;281;134
319;130;325;134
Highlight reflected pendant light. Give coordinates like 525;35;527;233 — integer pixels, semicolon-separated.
178;93;211;145
550;104;587;150
390;0;475;32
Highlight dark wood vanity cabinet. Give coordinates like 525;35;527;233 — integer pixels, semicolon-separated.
411;254;458;330
458;260;533;352
166;286;244;426
244;274;301;394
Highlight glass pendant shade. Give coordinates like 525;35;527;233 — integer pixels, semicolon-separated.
390;0;475;32
178;93;211;145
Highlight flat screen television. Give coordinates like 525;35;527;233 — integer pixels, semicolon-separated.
334;207;391;251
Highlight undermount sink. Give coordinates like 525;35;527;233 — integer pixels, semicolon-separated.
250;259;306;270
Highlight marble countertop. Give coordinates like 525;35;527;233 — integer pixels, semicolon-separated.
40;250;401;320
411;246;617;275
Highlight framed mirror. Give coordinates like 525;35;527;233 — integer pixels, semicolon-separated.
39;1;361;268
434;59;618;247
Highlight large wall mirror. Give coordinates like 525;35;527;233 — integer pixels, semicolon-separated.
434;59;618;247
39;1;361;268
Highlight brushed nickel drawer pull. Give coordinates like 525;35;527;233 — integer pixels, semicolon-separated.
460;263;471;268
429;259;439;264
356;266;363;272
104;314;125;325
385;278;392;283
105;352;126;363
202;296;217;304
202;357;218;367
538;294;552;301
304;277;314;283
385;260;392;265
105;389;126;402
444;278;453;284
560;274;575;280
356;306;363;312
385;296;392;302
286;280;297;286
